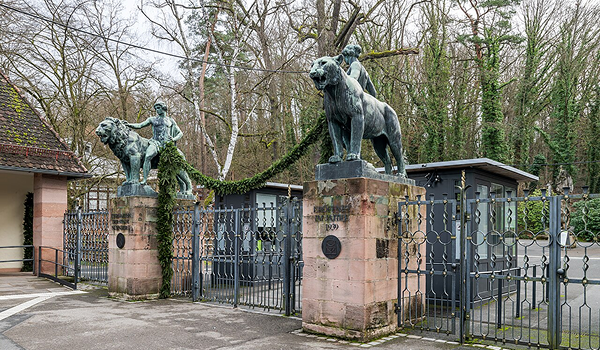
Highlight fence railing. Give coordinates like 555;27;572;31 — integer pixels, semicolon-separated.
0;245;35;272
171;199;303;315
61;199;304;314
38;245;77;289
398;187;600;350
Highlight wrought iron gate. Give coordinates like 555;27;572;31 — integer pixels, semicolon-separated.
63;208;109;284
398;183;600;349
171;199;303;315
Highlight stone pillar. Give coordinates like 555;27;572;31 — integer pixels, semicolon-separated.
108;196;162;300
302;164;425;342
33;174;68;275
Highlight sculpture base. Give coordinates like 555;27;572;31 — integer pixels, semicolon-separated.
108;196;194;300
315;160;415;185
108;196;161;300
302;176;425;342
117;183;195;200
117;183;157;197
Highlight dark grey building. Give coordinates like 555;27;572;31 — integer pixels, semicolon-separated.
394;158;538;301
212;182;303;283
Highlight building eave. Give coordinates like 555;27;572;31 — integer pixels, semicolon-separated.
0;165;92;180
403;158;539;182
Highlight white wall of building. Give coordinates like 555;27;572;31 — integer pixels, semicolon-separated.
0;171;33;271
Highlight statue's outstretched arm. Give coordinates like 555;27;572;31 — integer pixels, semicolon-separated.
126;118;152;129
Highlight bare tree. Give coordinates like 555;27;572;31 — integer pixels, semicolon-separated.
141;0;266;181
0;0;103;164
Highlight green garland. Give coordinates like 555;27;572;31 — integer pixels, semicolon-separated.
157;149;179;298
156;113;327;297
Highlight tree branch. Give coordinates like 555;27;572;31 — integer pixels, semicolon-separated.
360;48;420;61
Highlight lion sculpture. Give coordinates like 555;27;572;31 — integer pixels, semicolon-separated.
95;117;192;195
309;55;407;177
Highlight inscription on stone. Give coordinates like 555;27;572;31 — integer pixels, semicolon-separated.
325;223;339;231
322;235;342;259
313;204;350;223
111;213;131;232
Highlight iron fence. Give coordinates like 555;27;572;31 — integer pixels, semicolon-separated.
171;199;303;315
38;245;77;289
398;185;600;350
63;208;109;283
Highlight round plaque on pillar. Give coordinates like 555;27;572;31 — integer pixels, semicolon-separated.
116;233;125;249
322;235;341;259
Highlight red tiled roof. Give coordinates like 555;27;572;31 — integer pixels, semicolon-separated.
0;71;88;177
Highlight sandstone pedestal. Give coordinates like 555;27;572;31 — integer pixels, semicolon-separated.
302;169;425;342
108;196;162;300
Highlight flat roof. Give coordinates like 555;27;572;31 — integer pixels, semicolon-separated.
403;158;539;182
264;182;303;191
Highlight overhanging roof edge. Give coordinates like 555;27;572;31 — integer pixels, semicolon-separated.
404;158;539;182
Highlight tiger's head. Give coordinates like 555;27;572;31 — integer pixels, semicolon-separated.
309;55;344;91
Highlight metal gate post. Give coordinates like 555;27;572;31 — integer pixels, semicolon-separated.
191;202;201;302
547;195;562;349
290;198;298;313
75;206;82;288
233;209;240;308
459;171;471;343
283;199;293;316
37;246;41;276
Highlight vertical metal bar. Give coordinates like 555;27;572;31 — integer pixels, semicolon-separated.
451;200;458;335
75;206;82;288
32;246;36;276
547;195;561;349
516;268;521;318
54;249;58;278
62;211;67;278
290;199;297;313
497;274;503;328
283;199;293;316
192;202;201;302
234;209;240;308
545;258;549;302
37;246;41;276
531;265;537;310
459;170;470;343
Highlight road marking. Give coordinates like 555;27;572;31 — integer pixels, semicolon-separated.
0;296;50;321
0;290;85;321
0;290;85;301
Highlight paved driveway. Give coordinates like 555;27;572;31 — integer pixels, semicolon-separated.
0;273;509;350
